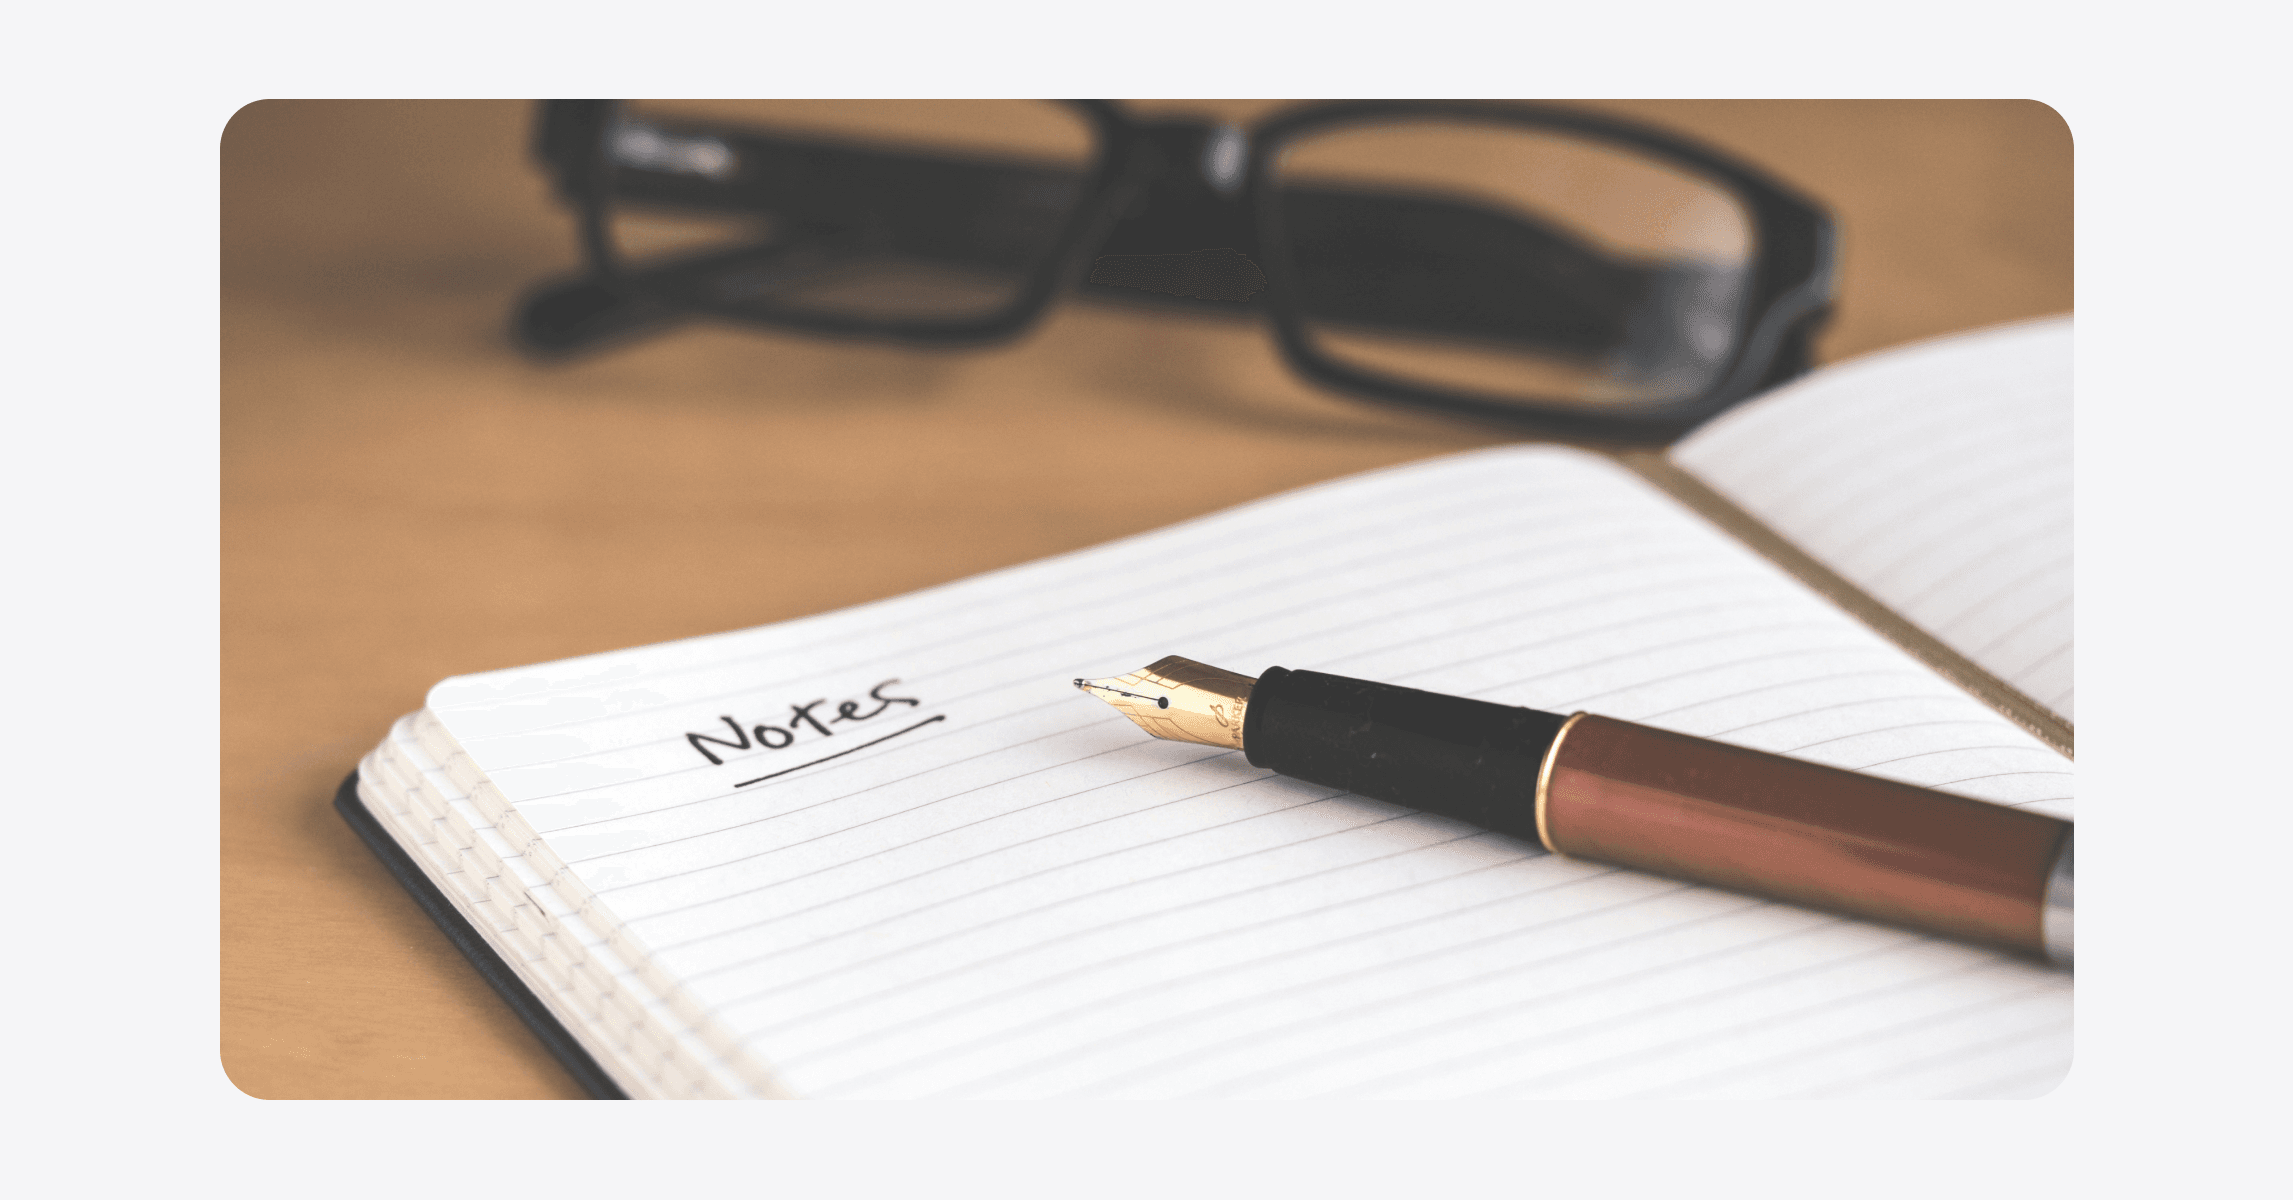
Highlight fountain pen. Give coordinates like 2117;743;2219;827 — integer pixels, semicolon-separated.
1075;656;2073;966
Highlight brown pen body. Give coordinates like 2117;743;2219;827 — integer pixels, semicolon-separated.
1239;667;2073;964
1538;714;2069;958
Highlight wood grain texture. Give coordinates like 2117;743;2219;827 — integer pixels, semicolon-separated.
220;99;2071;1099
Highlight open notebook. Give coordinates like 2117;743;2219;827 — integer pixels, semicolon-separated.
344;317;2073;1099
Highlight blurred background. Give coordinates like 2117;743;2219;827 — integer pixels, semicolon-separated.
221;99;2070;1098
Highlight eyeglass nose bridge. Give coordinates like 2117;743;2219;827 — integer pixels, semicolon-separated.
1081;119;1267;313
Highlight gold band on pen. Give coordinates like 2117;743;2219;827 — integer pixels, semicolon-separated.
1533;711;1588;855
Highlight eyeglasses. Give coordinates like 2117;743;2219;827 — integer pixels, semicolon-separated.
517;99;1837;442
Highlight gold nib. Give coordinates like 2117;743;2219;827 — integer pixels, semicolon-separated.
1073;656;1257;750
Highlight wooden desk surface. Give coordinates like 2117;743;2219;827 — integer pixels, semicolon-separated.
220;99;2071;1098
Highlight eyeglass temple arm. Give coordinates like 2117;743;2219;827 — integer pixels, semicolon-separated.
534;100;628;275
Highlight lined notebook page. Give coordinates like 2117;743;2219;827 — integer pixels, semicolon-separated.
1672;318;2074;721
420;445;2072;1099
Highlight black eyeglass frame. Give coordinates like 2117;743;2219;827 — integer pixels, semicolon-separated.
524;98;1837;443
1244;100;1837;440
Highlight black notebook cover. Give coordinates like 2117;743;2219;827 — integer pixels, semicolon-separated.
333;770;627;1099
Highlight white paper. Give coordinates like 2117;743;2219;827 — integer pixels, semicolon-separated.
1672;318;2074;720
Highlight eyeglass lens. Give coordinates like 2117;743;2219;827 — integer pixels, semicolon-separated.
604;100;1098;325
1268;118;1757;411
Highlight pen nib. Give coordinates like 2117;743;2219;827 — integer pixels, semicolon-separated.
1073;656;1257;750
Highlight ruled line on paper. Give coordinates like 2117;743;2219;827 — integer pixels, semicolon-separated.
1928;770;2075;789
1359;608;1848;694
1861;502;2068;598
1459;954;2070;1100
1781;718;2010;754
1698;698;2029;748
1847;745;2060;771
1158;911;1872;1100
1925;553;2073;633
1317;930;1934;1100
1100;917;2054;1105
1613;976;2066;1099
1782;436;2059;553
1720;397;2050;513
1556;660;1924;718
1969;593;2073;662
1458;959;2013;1099
1692;360;2059;507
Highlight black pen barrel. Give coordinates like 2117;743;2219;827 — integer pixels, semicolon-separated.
1241;667;1568;842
